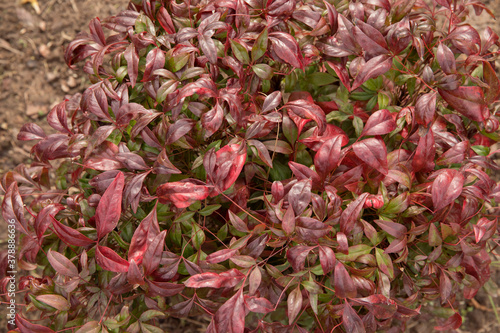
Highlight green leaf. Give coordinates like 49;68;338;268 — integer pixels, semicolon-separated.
471;145;489;156
335;244;372;261
167;53;190;72
378;92;390;109
307;72;337;86
375;247;394;279
252;28;268;61
252;64;274;80
230;40;250;64
191;222;205;250
428;223;442;246
199;204;221;216
139;310;166;322
353;116;364;137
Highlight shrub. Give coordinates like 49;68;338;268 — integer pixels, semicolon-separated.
2;0;500;332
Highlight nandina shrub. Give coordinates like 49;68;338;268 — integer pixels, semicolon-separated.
2;0;500;332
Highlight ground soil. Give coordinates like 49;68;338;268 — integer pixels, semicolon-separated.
0;0;499;332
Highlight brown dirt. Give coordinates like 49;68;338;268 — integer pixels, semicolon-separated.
0;0;499;332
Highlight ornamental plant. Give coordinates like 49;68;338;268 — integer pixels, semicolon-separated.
2;0;500;332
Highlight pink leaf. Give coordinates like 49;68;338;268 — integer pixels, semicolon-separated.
412;128;435;172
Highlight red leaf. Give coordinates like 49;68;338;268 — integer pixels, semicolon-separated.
432;169;465;211
51;216;95;247
436;43;456;74
147;280;185;297
449;24;480;55
212;143;247;194
228;210;250;232
166;118;196;145
206;248;238;264
289;161;322;187
262;91;282;112
96;245;130;273
157;180;210;208
201;102;224;138
439;86;488;122
288;179;312;215
287;245;314;272
82;85;110;120
483;60;500;104
338;192;368;236
286;99;327;135
361;109;396;137
245;296;274;314
185;272;224;288
327;61;350;91
199;34;218;65
35;203;65;239
96;172;124;239
415;92;437;126
142;48;165;82
17;123;46;141
153;149;182;175
353;21;388;59
287;285;303;324
158;7;175;34
314;135;343;178
334;261;357;298
343;302;366;333
440;271;452;304
353;138;388;175
124;43;139;87
374;219;407;239
319;246;336;273
143;231;167;275
351;294;397;320
127;260;144;286
412;128;435;172
16;314;55;333
248;139;273;168
1;183;28;234
47;249;79;277
282;206;296;235
269;31;304;69
434;312;462;331
47;101;71;134
436;141;468;165
214;290;245;333
351;54;392;91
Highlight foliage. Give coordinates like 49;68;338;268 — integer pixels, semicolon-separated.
2;0;500;332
